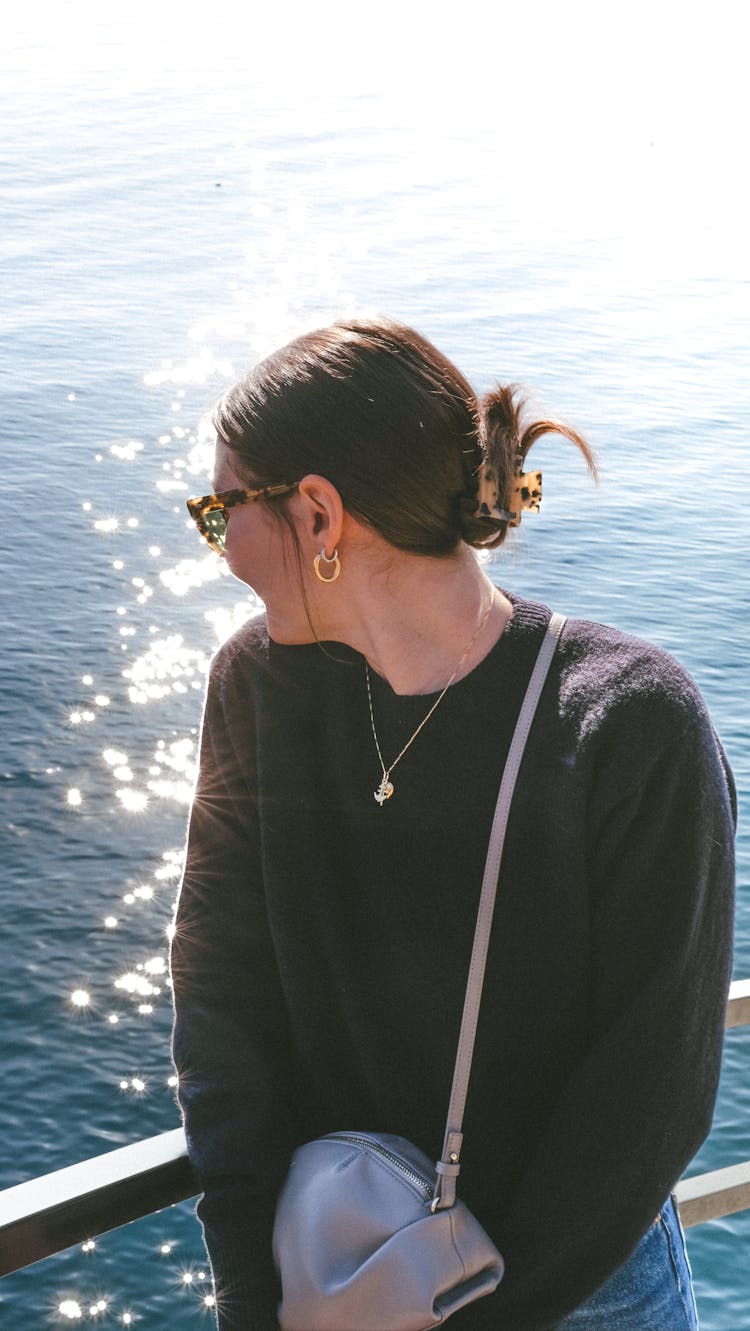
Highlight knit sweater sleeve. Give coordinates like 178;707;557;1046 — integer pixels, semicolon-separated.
491;663;736;1330
171;638;291;1331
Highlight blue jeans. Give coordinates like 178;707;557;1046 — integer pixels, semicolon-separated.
551;1196;698;1330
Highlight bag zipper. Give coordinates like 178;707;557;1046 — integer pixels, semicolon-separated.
325;1133;434;1202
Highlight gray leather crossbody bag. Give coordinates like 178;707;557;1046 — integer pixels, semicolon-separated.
273;614;566;1331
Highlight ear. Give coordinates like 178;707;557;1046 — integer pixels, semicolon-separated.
294;475;344;556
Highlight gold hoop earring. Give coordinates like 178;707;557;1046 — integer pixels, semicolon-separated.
313;548;341;583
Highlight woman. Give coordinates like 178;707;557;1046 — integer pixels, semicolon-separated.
171;317;735;1331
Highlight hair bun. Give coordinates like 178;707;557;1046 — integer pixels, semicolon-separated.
459;386;595;550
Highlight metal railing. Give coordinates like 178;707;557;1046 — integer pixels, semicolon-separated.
3;979;750;1278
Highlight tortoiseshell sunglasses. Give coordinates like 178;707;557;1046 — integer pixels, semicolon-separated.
186;482;299;556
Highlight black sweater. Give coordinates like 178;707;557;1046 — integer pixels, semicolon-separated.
171;594;736;1331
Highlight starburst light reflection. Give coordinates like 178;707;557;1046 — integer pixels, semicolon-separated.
116;789;149;812
58;1300;82;1320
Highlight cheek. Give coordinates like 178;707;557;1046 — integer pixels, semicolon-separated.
221;510;263;583
224;510;297;594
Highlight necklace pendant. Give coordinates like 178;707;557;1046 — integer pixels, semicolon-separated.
374;776;395;805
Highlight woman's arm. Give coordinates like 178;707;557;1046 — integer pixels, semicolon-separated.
171;647;295;1331
491;706;736;1330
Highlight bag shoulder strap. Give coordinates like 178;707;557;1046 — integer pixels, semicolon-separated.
433;611;566;1210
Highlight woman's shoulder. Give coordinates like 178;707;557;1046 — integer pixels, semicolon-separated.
562;613;701;704
210;610;271;670
200;611;270;698
508;594;718;752
206;611;327;700
558;613;722;773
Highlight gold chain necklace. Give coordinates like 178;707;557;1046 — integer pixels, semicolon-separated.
365;596;494;806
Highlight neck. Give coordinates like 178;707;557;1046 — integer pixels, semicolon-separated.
322;546;511;695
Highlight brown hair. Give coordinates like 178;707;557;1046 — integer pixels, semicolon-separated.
213;316;596;555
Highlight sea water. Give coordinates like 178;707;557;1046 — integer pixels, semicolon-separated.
1;8;749;1327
